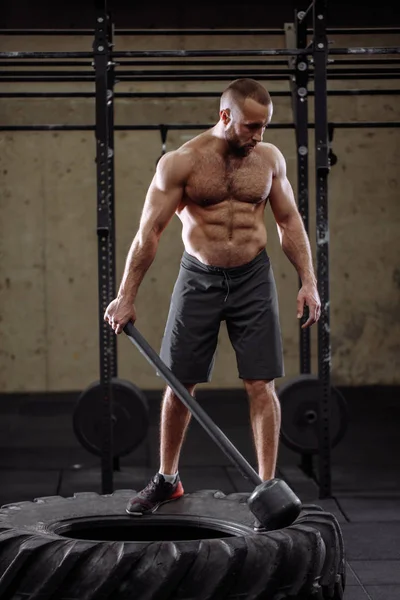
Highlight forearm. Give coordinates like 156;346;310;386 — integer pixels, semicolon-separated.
117;230;159;302
279;215;316;285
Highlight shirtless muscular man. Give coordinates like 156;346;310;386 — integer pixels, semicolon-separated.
104;78;321;530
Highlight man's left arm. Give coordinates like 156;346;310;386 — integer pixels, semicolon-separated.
268;146;321;329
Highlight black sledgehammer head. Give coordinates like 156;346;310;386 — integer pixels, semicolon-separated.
248;478;302;531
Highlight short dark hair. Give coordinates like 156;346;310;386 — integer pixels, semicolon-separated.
220;78;271;109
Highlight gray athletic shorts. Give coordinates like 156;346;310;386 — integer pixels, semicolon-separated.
159;249;285;384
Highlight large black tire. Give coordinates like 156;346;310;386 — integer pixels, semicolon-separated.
0;489;345;600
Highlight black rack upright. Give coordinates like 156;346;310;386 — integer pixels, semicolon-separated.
289;7;315;479
293;10;311;377
93;0;115;494
313;0;332;498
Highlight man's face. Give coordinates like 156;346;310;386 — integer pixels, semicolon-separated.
221;98;273;157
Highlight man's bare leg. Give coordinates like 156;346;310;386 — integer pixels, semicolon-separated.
243;379;281;481
159;384;196;475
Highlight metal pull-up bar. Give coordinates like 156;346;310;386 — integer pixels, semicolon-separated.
1;89;400;99
1;122;400;132
1;27;400;35
1;47;399;59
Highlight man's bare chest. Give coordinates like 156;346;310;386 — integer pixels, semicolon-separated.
185;154;273;206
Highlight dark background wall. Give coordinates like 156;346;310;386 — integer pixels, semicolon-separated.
1;2;399;393
3;0;400;29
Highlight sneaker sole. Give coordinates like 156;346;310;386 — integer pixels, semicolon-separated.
125;493;184;517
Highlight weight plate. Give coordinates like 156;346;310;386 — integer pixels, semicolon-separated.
278;375;348;454
73;377;149;458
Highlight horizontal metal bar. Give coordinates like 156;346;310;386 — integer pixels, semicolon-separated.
3;67;400;77
322;27;400;35
129;121;400;128
1;27;399;36
0;59;290;68
328;73;400;80
3;73;400;83
113;72;399;81
0;29;96;36
329;47;400;55
0;70;92;76
0;124;253;131
0;52;93;58
0;124;98;131
328;88;400;95
328;68;400;74
0;76;95;82
330;121;400;128
1;89;400;100
0;28;285;36
0;49;309;59
111;49;310;57
330;58;400;65
0;74;294;82
0;68;297;77
0;60;94;67
1;122;399;132
2;58;400;69
1;47;399;60
0;91;214;98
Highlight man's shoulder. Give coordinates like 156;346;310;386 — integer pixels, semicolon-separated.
156;146;197;185
258;142;284;159
161;133;211;167
158;146;195;169
258;143;286;173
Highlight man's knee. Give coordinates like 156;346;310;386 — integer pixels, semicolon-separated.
243;379;275;393
164;383;197;401
243;379;276;400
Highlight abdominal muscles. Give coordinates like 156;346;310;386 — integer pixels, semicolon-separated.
177;198;268;268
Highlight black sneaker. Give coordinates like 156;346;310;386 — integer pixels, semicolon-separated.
126;473;184;516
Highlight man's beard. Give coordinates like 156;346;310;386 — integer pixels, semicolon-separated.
229;141;254;157
226;133;255;158
226;132;249;157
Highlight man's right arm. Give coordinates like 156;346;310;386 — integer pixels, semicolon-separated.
116;150;190;303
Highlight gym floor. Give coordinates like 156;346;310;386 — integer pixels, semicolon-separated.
0;385;398;600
